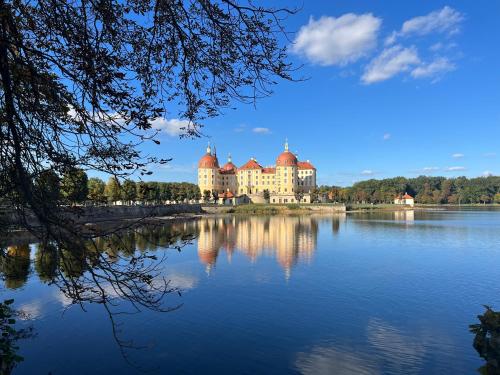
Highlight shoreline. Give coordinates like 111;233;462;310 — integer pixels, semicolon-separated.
3;204;499;244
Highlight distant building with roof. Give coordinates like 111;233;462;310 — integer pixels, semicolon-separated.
394;193;415;207
198;141;317;204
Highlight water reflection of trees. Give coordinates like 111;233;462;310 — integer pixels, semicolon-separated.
0;300;36;375
0;222;196;370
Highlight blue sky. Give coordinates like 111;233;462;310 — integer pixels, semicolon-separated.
109;1;500;187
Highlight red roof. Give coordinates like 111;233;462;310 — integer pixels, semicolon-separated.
218;191;234;199
297;161;315;170
238;159;262;170
198;154;219;168
395;193;414;199
221;161;237;172
262;167;276;174
276;151;297;167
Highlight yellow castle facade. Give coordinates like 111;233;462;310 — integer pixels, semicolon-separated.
198;141;317;204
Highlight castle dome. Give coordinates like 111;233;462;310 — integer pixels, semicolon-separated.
221;154;237;172
276;139;298;167
198;143;219;168
276;151;298;167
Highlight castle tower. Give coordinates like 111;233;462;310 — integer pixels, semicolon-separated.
275;139;298;196
198;142;220;196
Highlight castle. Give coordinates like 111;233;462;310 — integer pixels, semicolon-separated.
198;141;317;204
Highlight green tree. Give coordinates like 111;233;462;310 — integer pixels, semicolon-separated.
263;189;270;201
495;193;500;204
87;178;106;204
104;177;121;204
35;170;60;204
121;180;137;205
60;169;88;204
212;190;219;204
203;190;211;203
159;183;172;203
470;306;500;374
310;188;319;203
146;182;160;204
136;182;148;203
193;186;202;202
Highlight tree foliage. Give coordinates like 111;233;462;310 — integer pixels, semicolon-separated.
470;306;500;374
87;177;106;203
60;169;88;204
121;180;137;204
104;177;121;203
318;175;500;205
0;0;296;233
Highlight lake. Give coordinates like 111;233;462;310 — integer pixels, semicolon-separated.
2;209;500;374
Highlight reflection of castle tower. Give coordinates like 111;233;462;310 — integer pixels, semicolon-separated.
197;219;221;275
195;216;319;278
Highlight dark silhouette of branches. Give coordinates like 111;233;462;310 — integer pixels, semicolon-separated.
0;0;298;238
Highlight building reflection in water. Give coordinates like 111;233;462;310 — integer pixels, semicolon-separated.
195;216;321;279
0;215;348;288
394;210;415;223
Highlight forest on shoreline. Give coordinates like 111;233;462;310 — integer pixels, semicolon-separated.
318;175;500;205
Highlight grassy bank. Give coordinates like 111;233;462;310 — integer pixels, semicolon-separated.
227;203;311;214
345;203;407;211
203;203;347;215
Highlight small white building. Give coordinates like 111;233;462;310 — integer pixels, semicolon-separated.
394;193;415;207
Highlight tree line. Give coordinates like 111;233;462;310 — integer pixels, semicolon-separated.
318;175;500;205
9;169;201;206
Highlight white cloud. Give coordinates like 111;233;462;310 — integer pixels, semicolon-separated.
411;57;455;80
451;153;464;159
422;166;440;172
362;45;420;84
18;300;43;320
168;273;198;291
483;171;493;177
361;170;375;175
400;6;464;38
483;152;496;158
234;124;246;133
445;166;466;172
292;14;382;66
430;42;443;52
386;6;464;46
383;133;391;140
252;127;271;134
150;118;190;137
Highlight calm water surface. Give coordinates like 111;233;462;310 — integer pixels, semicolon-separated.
2;209;500;374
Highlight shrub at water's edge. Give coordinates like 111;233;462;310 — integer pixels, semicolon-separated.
470;306;500;374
